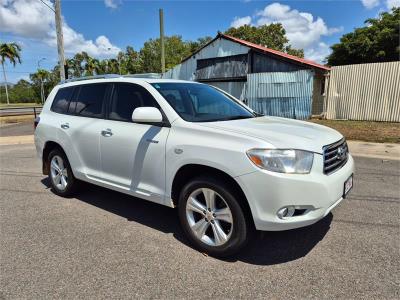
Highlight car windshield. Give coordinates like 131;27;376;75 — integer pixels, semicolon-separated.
151;82;255;122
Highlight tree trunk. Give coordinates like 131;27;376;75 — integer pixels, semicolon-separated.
1;62;10;105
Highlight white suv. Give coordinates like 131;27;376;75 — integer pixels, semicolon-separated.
34;76;354;256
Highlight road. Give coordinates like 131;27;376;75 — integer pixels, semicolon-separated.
0;144;399;299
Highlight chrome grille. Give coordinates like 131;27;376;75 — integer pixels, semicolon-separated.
323;138;349;175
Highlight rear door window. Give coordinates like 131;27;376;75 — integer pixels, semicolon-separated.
108;83;160;122
69;83;108;118
51;87;74;114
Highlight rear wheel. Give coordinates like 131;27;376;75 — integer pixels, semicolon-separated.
48;149;78;197
178;176;251;257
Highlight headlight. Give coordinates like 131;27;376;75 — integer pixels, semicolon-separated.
246;149;314;174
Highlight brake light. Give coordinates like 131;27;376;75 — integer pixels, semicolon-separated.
34;117;40;130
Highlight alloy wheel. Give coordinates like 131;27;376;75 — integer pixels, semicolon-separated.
50;155;68;191
185;188;233;246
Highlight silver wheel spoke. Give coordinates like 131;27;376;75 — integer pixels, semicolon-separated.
214;207;233;224
60;175;67;189
51;160;60;172
191;218;209;239
187;197;206;215
54;173;62;185
56;157;65;170
202;188;216;210
211;220;228;246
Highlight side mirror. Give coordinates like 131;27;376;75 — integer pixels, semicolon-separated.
132;107;163;124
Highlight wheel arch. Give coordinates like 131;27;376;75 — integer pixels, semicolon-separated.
171;164;255;228
42;141;67;175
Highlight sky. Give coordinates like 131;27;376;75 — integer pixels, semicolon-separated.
1;0;399;83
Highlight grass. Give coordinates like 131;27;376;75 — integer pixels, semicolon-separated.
0;103;41;108
0;115;34;125
309;119;400;144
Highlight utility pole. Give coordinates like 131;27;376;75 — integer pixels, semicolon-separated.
159;9;165;74
54;0;66;81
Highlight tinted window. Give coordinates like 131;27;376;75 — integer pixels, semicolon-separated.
51;87;74;114
151;82;254;122
109;83;159;122
70;83;107;118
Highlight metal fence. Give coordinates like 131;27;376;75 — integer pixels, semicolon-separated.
325;62;400;122
0;106;42;118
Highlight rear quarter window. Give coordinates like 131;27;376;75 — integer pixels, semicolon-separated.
51;87;74;114
69;83;108;118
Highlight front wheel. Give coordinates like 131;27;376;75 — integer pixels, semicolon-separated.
178;176;251;257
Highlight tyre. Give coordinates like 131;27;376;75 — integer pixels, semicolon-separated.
48;148;78;197
178;176;251;257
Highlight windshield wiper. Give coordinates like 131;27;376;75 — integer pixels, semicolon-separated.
220;115;254;121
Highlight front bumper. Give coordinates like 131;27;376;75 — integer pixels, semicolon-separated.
235;154;354;231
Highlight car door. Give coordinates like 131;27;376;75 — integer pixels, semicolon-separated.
64;83;110;180
99;82;170;204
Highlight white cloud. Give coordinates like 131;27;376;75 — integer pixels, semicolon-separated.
304;42;331;63
386;0;400;9
256;3;342;50
361;0;381;9
229;3;342;62
230;16;252;28
0;0;121;57
104;0;121;9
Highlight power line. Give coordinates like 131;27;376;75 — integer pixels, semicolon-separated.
38;0;55;13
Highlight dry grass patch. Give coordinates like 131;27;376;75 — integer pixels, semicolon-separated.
0;115;34;125
309;119;400;144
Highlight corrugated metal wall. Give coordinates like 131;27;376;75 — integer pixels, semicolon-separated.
196;54;248;80
247;70;314;119
163;38;249;80
325;62;400;122
252;52;304;73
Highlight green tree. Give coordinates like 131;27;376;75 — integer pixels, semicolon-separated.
139;35;194;73
327;8;400;66
8;79;39;104
224;24;304;58
187;36;213;53
0;42;22;104
124;46;142;74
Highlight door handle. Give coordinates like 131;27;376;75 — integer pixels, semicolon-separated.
61;123;69;129
101;129;113;137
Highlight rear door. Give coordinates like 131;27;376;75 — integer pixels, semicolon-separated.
49;86;79;169
65;83;110;180
99;82;170;204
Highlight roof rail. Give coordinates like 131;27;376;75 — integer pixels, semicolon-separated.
59;73;162;85
124;73;161;79
59;74;120;84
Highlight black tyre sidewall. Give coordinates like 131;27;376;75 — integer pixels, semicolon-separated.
48;149;77;197
178;176;250;257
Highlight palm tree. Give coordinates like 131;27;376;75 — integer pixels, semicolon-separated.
30;69;51;103
0;42;22;105
84;57;100;76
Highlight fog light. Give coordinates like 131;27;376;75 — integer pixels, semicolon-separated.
277;206;295;219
